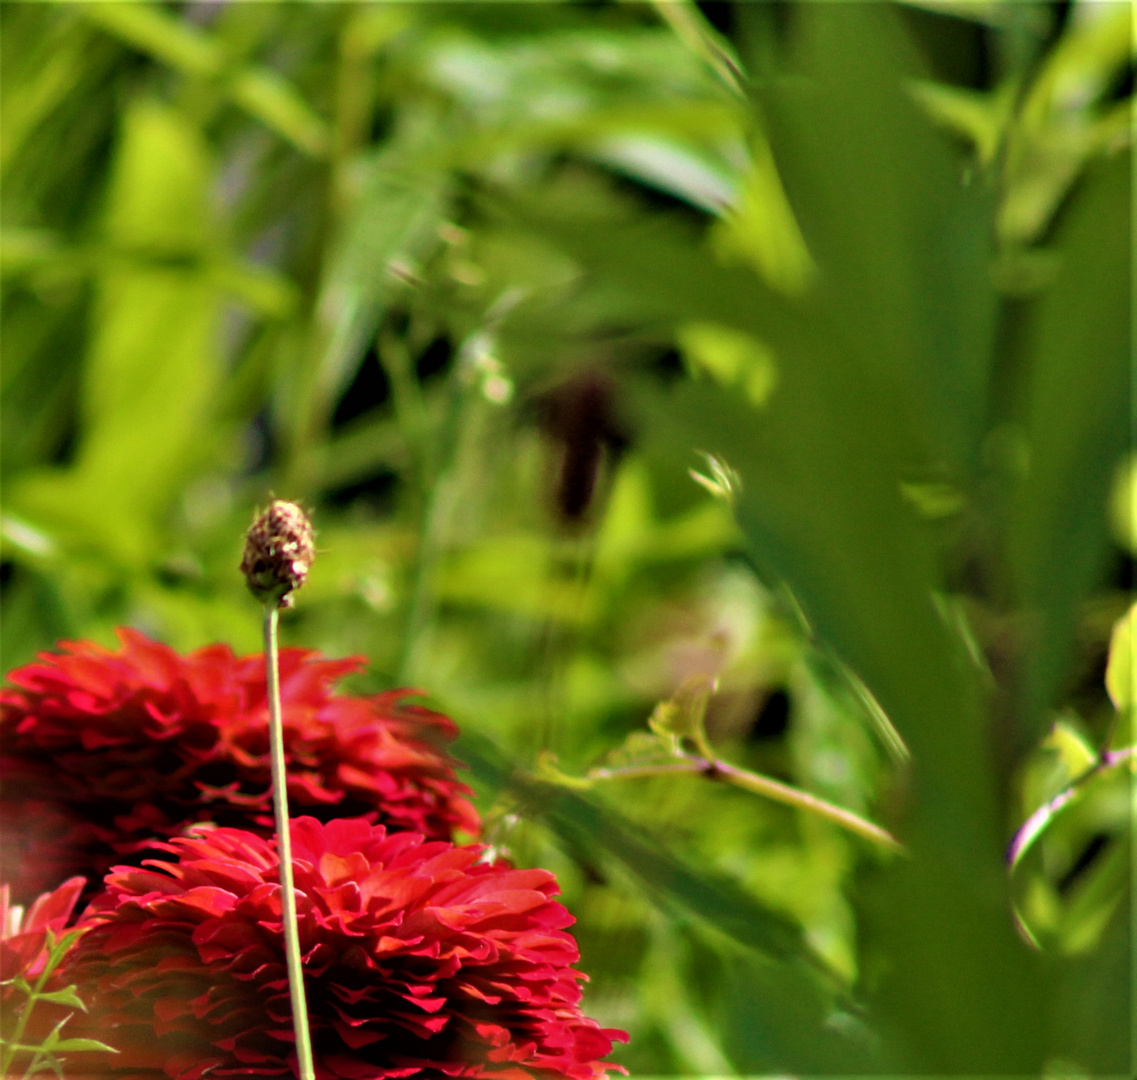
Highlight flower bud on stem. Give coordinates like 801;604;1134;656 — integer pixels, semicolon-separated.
243;502;316;1080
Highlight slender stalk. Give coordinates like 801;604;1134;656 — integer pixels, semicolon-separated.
264;605;316;1080
589;755;904;854
0;960;49;1077
1;929;74;1078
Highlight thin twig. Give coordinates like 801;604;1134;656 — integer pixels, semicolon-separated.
589;755;904;854
264;605;315;1080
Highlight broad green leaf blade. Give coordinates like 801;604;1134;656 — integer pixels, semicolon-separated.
1008;152;1132;738
522;4;1044;1070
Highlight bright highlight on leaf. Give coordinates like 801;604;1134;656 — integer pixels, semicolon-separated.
678;322;777;407
1105;603;1136;716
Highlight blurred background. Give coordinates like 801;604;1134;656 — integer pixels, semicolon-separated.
1;0;1132;1074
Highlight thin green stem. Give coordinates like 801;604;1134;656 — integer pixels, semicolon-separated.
1;937;57;1077
264;605;316;1080
589;755;904;854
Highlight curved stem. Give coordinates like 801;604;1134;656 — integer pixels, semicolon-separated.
589;756;904;854
264;605;316;1080
1008;745;1136;870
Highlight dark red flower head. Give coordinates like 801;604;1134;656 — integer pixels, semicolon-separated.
0;631;479;903
63;818;626;1080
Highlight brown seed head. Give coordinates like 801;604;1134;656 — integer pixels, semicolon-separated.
240;500;315;608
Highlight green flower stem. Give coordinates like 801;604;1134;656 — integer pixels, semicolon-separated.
589;756;904;854
0;967;48;1077
264;605;316;1080
1;929;72;1078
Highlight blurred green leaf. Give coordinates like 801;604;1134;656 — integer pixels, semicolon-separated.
1109;453;1137;553
11;100;223;567
678;322;777;408
77;2;330;156
1008;152;1131;737
910;78;1014;164
285;143;451;469
1105;602;1135;715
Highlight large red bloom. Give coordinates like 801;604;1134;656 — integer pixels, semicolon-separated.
0;631;479;903
63;818;626;1080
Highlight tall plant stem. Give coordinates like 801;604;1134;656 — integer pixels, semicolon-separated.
264;605;316;1080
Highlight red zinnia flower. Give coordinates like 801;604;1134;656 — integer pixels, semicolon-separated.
0;631;479;903
62;817;627;1080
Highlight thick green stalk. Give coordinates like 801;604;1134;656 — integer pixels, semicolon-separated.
264;605;316;1080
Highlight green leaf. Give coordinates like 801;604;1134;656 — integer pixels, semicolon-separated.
527;5;1043;1070
647;674;715;755
32;986;86;1012
1008;152;1131;738
1109;453;1137;554
678;322;777;408
9;100;223;567
76;2;329;155
909;79;1013;165
39;1038;117;1055
285;143;451;455
1042;719;1098;781
709;130;816;296
1105;602;1136;714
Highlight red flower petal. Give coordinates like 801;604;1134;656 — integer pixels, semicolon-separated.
62;818;626;1079
1;632;479;903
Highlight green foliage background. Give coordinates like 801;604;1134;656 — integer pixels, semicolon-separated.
1;0;1132;1075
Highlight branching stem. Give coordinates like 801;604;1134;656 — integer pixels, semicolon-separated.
589;755;904;854
264;605;315;1080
